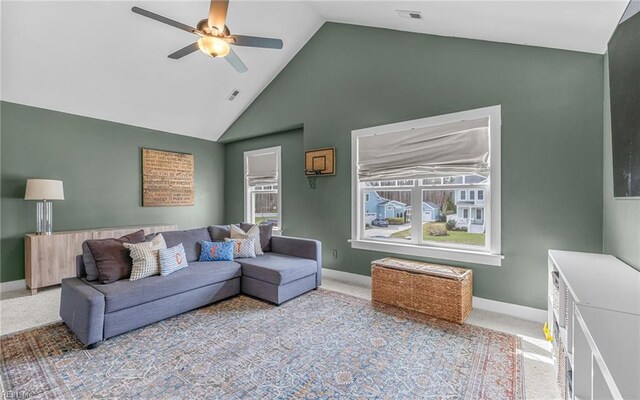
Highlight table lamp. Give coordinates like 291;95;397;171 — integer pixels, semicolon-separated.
24;179;64;235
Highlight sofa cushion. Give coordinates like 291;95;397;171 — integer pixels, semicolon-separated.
85;261;241;313
238;253;317;285
161;227;211;262
208;225;231;241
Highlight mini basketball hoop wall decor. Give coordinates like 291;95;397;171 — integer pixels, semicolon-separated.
305;147;335;189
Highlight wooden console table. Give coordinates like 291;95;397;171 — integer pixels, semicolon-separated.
25;225;177;294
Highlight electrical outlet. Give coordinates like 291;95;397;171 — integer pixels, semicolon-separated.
332;250;338;259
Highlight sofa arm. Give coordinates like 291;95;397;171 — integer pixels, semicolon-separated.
271;236;322;287
59;278;105;347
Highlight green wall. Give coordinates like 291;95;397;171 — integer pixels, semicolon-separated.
1;101;225;282
602;57;640;269
221;23;605;309
224;129;304;230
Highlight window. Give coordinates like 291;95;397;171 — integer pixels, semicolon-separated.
351;106;502;266
244;147;281;229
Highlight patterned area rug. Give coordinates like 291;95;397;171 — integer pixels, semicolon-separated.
1;290;523;399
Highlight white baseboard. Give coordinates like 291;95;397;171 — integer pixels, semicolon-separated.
471;296;547;323
0;279;27;293
324;268;372;286
322;268;546;323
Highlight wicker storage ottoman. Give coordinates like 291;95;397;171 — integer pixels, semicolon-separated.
371;257;473;324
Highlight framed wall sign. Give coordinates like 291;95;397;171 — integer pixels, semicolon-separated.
142;148;194;207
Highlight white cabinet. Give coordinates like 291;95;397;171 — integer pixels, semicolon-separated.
548;250;640;400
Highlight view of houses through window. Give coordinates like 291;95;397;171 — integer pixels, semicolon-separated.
362;175;488;248
352;106;500;261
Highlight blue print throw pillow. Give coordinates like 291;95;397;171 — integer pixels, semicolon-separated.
158;243;189;276
199;241;234;262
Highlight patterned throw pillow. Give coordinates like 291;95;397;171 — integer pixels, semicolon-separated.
231;224;263;256
225;238;256;259
158;243;189;276
199;241;234;261
240;222;273;252
124;234;167;281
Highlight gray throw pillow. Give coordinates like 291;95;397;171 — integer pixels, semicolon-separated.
208;225;231;241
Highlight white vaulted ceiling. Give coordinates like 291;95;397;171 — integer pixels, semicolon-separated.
1;1;629;141
1;1;324;141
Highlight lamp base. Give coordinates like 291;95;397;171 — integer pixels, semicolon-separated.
36;200;53;235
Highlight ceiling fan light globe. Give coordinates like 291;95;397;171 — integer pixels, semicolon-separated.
197;36;230;58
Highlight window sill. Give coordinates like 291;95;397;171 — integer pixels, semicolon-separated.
349;239;503;267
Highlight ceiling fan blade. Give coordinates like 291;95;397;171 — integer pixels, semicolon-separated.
208;0;229;34
168;43;200;59
132;6;199;35
230;35;283;49
226;48;248;73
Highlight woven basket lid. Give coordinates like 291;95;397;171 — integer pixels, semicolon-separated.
372;257;471;280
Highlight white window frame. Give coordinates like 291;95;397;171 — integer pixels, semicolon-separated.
244;146;282;231
351;106;503;266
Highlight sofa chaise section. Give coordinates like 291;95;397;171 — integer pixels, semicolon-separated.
240;236;322;305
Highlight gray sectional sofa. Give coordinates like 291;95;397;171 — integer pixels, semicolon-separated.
60;226;321;348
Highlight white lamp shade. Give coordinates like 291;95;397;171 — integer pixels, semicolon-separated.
24;179;65;200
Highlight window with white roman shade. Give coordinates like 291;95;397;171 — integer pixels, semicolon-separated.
246;150;278;186
357;117;489;182
351;106;503;266
244;147;281;229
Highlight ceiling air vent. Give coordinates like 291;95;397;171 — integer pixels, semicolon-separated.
396;10;422;20
227;89;240;101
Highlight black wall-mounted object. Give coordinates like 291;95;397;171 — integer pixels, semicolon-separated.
608;2;640;198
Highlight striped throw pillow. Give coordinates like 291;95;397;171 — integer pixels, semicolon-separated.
124;234;166;281
159;243;189;276
225;238;256;259
231;224;263;255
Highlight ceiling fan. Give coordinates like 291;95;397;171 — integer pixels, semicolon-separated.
132;0;283;73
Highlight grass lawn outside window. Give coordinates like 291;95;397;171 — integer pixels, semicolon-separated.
391;222;485;246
